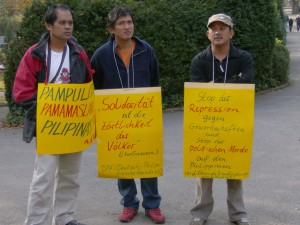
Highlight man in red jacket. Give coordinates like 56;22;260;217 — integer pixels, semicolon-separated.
13;4;92;225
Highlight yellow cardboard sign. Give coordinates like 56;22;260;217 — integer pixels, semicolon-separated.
36;81;95;154
95;87;163;178
183;82;255;179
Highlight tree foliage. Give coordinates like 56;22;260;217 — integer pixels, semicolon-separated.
0;0;33;16
0;0;33;42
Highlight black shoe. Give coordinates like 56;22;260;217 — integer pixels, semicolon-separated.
66;220;86;225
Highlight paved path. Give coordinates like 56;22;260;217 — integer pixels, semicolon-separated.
1;31;300;225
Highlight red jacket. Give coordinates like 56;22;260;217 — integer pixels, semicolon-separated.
13;32;94;142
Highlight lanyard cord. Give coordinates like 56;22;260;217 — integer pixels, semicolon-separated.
131;50;135;88
47;44;67;83
212;54;228;84
113;41;123;88
113;40;134;88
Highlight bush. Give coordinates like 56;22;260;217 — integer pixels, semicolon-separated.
0;50;6;65
270;39;290;86
3;0;288;125
275;0;287;45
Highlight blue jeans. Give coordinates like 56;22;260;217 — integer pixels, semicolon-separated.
118;178;161;210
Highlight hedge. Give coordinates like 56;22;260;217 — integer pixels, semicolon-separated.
3;0;289;125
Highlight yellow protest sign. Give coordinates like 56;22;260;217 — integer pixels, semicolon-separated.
36;81;95;154
183;82;255;179
95;87;163;178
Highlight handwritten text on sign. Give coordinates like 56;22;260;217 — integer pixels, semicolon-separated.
95;87;163;178
183;83;255;179
36;82;95;154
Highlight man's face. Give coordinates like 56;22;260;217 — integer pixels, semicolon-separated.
45;9;73;41
110;15;134;42
206;22;234;46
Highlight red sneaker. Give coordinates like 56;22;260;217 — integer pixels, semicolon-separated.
146;208;166;224
119;207;138;222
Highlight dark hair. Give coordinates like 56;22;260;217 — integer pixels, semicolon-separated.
106;7;134;28
44;4;72;25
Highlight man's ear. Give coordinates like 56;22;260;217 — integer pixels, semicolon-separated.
45;22;51;31
108;27;114;35
230;29;235;38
